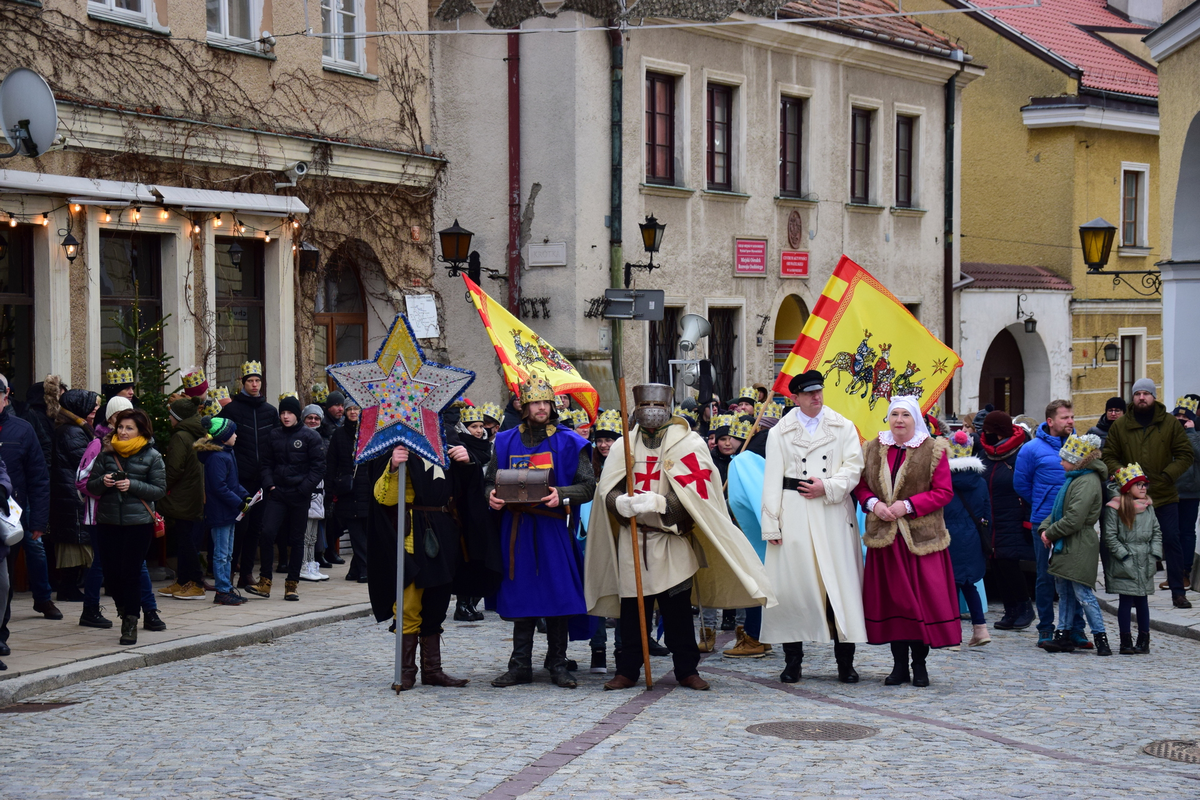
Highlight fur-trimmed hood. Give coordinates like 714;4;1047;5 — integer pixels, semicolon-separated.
194;438;228;453
44;374;63;420
949;455;985;474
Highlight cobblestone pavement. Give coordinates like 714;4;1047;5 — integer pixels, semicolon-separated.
4;604;1199;800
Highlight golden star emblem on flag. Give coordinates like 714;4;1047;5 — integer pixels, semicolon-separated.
326;313;474;466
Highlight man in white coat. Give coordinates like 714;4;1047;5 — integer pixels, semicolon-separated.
761;369;866;684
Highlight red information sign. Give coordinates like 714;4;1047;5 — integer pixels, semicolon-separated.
734;238;767;275
781;250;809;278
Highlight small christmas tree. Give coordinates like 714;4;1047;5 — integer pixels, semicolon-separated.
103;292;180;438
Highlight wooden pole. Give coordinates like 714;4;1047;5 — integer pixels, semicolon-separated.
617;375;654;689
737;390;775;454
392;462;407;693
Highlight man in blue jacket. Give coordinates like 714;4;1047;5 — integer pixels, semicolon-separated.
0;374;56;658
1014;399;1085;648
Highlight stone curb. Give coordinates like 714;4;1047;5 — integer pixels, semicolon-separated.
0;603;372;706
1095;597;1200;643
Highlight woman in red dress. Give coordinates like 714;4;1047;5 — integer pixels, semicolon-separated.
853;396;959;687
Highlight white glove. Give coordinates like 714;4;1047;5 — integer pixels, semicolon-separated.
615;492;668;518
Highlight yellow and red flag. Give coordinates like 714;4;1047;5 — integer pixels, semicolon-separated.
463;275;599;422
773;255;962;438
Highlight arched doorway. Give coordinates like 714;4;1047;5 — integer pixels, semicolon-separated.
313;244;370;390
773;294;809;378
978;328;1025;415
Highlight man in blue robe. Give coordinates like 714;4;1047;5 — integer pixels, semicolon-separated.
486;375;595;688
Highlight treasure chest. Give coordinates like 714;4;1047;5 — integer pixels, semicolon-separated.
495;468;551;504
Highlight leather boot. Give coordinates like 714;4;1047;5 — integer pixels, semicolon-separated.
993;604;1017;630
420;635;469;687
834;642;859;683
1093;632;1112;657
284;580;299;601
453;599;472;621
910;642;930;687
1134;630;1150;654
397;634;418;690
1041;630;1076;653
1118;632;1136;655
720;609;737;631
469;597;485;621
545;616;577;688
884;642;910;685
79;605;113;629
1011;602;1036;630
119;614;138;646
779;642;803;683
492;619;536;687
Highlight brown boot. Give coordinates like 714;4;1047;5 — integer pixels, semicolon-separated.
697;626;716;653
396;634;418;691
420;635;468;687
723;627;767;658
284;581;299;601
245;577;271;598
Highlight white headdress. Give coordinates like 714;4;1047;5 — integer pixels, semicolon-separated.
878;395;931;449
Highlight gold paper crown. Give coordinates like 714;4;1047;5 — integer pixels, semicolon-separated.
1176;396;1199;414
754;401;782;421
735;385;757;402
711;414;735;435
461;405;486;424
593;409;624;436
518;373;556;406
948;430;974;459
310;383;329;403
208;386;231;401
481;402;503;423
730;418;754;440
182;367;206;389
279;391;298;402
107;368;134;385
241;361;264;379
675;406;699;424
199;398;222;418
1059;433;1102;465
1115;462;1147;488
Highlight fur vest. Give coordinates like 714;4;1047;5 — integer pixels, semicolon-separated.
862;437;950;556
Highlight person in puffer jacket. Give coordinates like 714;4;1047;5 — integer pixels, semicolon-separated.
245;396;324;602
196;417;249;606
49;389;100;602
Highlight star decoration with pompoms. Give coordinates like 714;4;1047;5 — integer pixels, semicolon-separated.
326;313;475;467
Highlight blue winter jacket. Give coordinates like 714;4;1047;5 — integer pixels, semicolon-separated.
1014;422;1069;529
0;405;50;532
945;456;989;586
197;441;247;527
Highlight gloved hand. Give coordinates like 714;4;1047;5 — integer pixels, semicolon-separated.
614;492;667;518
240;496;254;515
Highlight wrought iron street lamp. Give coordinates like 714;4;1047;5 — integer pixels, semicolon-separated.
1079;217;1160;295
624;214;667;288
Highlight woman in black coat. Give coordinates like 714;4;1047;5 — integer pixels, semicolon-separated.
327;404;371;581
49;389;100;601
979;410;1034;630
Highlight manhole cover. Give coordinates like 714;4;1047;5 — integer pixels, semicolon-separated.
1143;740;1200;764
0;702;78;714
746;721;878;741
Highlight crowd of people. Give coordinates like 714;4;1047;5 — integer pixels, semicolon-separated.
0;359;1195;688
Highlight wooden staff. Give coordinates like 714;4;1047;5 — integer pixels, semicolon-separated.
738;390;776;454
617;375;654;689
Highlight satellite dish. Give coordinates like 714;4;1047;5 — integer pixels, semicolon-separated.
0;68;59;159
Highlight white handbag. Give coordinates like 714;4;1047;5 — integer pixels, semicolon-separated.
0;497;24;547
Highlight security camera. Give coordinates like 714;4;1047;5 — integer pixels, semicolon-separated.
275;161;308;189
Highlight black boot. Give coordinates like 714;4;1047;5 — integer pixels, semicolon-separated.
326;548;345;565
993;604;1017;630
119;614;138;646
1093;632;1112;657
544;616;577;688
1041;630;1076;653
453;599;473;621
720;609;737;631
779;642;803;683
1118;632;1136;655
469;597;485;621
834;642;859;684
142;609;166;632
884;642;910;685
910;642;930;687
79;605;113;629
492;619;536;687
1134;630;1150;654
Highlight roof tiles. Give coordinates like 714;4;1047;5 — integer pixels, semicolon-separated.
779;0;961;56
961;262;1075;291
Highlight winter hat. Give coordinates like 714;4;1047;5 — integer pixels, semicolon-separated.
279;396;302;418
326;391;346;407
1115;463;1148;494
1173;396;1198;421
169;396;199;421
1059;433;1102;466
1132;377;1156;397
982;410;1014;440
1105;396;1127;413
301;403;324;421
972;404;995;431
105;395;133;422
949;430;974;459
204;416;237;444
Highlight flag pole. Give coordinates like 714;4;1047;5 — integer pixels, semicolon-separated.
391;461;407;693
616;374;654;689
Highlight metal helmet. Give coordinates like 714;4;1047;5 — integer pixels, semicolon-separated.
631;383;673;430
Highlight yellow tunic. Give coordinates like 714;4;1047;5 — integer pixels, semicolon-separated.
374;465;422;635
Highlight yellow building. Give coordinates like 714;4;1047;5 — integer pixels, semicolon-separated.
909;0;1163;422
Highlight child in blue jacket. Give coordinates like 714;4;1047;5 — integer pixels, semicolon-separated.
196;417;249;606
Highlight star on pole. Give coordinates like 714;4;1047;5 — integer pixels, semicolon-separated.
326;313;475;467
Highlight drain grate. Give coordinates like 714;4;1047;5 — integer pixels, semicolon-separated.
0;702;78;714
746;721;878;741
1143;740;1200;764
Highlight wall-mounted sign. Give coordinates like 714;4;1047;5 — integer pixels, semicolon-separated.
734;237;768;276
527;242;568;267
781;250;809;278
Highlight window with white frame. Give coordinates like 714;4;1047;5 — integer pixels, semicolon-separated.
207;0;259;47
89;0;159;29
322;0;367;72
1119;162;1150;250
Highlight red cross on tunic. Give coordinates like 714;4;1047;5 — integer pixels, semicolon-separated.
675;452;713;500
634;456;661;493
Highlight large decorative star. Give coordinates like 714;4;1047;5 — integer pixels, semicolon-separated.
326;313;475;467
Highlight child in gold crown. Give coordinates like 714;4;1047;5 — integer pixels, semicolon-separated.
1102;464;1161;655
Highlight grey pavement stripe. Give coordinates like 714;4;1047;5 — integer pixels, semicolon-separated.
703;665;1200;783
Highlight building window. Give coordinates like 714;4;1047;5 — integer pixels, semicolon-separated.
707;84;733;191
645;72;676;185
322;0;365;71
99;231;162;375
780;97;803;197
708;307;739;405
896;115;915;208
313;261;368;388
1120;166;1149;248
0;225;34;400
89;0;158;27
207;0;257;46
850;108;872;204
648;306;682;385
215;238;265;388
1119;334;1141;400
